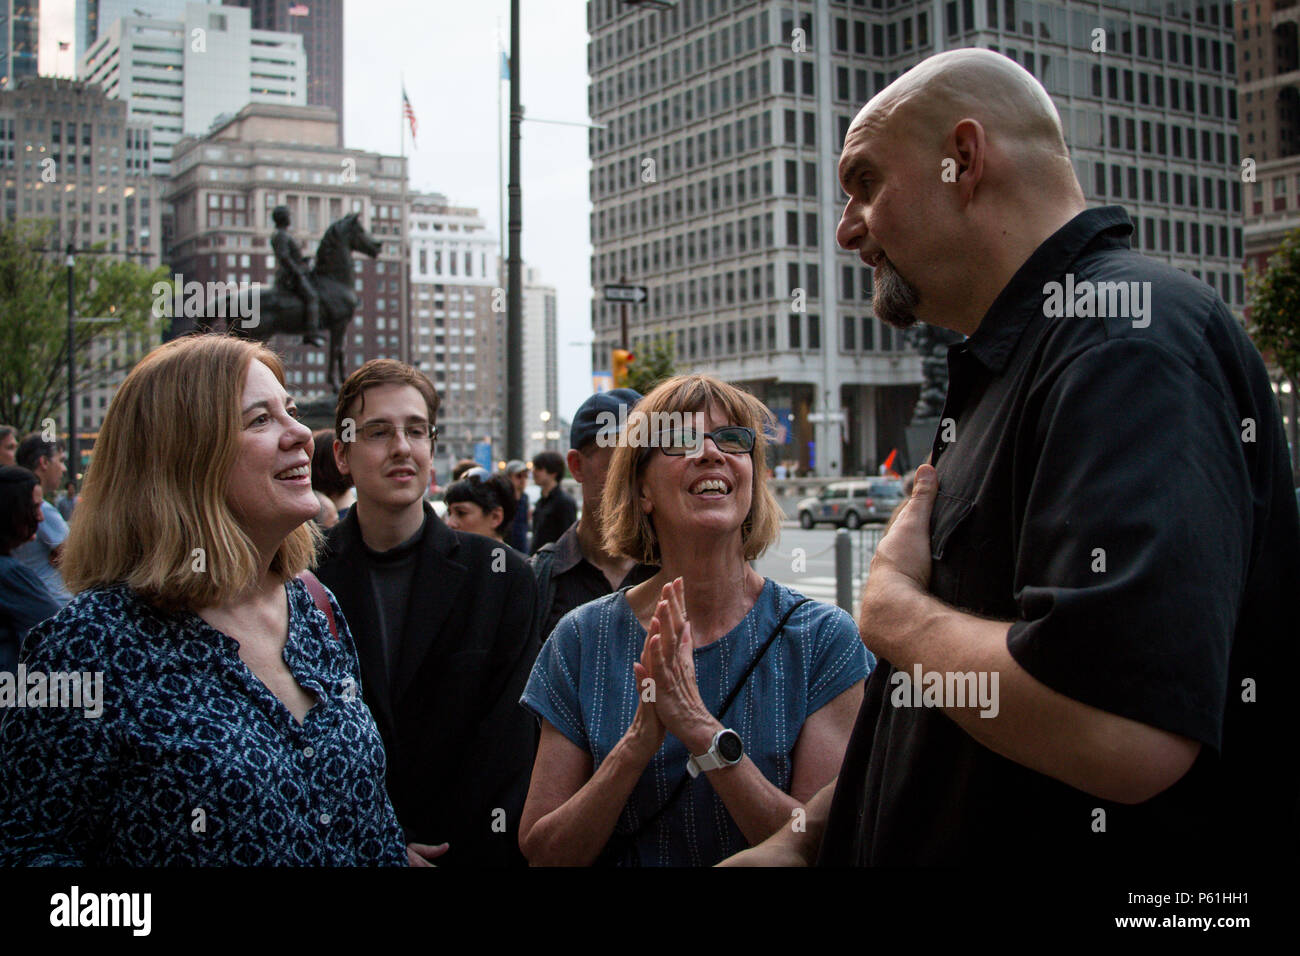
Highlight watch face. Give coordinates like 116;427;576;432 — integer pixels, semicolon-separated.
717;730;743;763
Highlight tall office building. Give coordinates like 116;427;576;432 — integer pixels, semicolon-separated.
2;0;40;87
228;0;344;145
523;265;560;456
1239;0;1299;272
1237;0;1298;472
81;2;305;175
166;102;407;402
408;192;506;464
588;0;1242;476
74;1;218;68
1;76;165;434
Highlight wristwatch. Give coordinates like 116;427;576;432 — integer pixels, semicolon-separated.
686;728;744;778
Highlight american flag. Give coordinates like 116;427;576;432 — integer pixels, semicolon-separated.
288;3;309;15
402;86;418;146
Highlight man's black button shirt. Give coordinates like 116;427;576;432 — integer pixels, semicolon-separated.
538;523;657;641
819;206;1300;866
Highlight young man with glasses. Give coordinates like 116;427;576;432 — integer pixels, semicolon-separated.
316;359;540;867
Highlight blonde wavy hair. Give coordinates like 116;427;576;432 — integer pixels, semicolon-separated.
601;374;782;565
62;335;320;609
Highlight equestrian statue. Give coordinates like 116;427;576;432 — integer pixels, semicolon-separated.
206;207;381;390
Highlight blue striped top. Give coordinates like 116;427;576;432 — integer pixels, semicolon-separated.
521;578;872;866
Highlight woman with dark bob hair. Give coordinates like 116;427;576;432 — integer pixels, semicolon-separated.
0;466;61;673
443;467;517;544
519;374;874;865
0;335;441;866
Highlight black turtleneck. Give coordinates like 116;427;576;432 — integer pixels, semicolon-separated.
361;510;428;696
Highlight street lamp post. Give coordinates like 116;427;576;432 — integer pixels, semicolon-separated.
540;409;552;452
66;244;76;473
37;242;155;479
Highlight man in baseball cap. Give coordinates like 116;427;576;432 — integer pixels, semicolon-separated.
504;460;531;552
529;389;656;642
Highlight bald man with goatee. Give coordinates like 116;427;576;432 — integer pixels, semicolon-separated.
721;49;1299;868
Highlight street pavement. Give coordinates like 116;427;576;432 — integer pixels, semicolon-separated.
753;524;886;613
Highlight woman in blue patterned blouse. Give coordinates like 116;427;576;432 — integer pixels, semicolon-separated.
519;375;874;866
0;335;438;866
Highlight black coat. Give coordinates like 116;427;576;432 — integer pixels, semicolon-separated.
316;502;540;866
530;486;577;554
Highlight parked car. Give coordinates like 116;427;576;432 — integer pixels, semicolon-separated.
797;479;904;529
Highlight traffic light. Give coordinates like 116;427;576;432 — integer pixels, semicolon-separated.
612;348;634;388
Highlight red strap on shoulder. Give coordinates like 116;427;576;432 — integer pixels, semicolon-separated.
297;569;339;640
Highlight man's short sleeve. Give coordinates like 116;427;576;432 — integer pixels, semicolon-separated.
1006;336;1247;751
519;611;589;752
36;502;68;549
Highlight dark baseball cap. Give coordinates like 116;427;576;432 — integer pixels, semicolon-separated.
570;388;642;451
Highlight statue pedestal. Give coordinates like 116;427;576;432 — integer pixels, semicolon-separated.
299;397;339;432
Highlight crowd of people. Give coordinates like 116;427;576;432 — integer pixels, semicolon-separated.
0;50;1296;867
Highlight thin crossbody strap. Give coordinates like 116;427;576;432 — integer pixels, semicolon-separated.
621;595;812;843
715;597;810;720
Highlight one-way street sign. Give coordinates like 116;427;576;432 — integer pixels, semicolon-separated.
603;284;648;303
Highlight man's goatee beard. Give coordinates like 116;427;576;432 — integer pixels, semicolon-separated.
873;257;921;330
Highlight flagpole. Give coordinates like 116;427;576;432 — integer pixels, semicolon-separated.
400;74;411;367
506;0;522;459
497;23;505;273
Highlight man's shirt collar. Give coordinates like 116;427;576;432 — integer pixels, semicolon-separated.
550;522;585;575
963;206;1133;374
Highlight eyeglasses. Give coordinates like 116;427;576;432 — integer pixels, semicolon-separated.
462;466;491;482
358;422;437;443
657;425;756;457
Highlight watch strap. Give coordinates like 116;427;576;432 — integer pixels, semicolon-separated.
687;746;724;777
686;729;741;777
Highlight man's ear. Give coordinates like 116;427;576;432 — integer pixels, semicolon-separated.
489;506;505;532
566;448;584;484
333;438;351;477
949;118;986;205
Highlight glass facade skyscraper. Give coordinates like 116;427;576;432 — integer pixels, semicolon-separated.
588;0;1241;476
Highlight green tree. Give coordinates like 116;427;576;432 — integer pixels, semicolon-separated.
1247;225;1300;386
624;334;678;394
0;221;167;435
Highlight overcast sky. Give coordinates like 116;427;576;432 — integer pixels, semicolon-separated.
342;1;594;421
41;0;596;421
